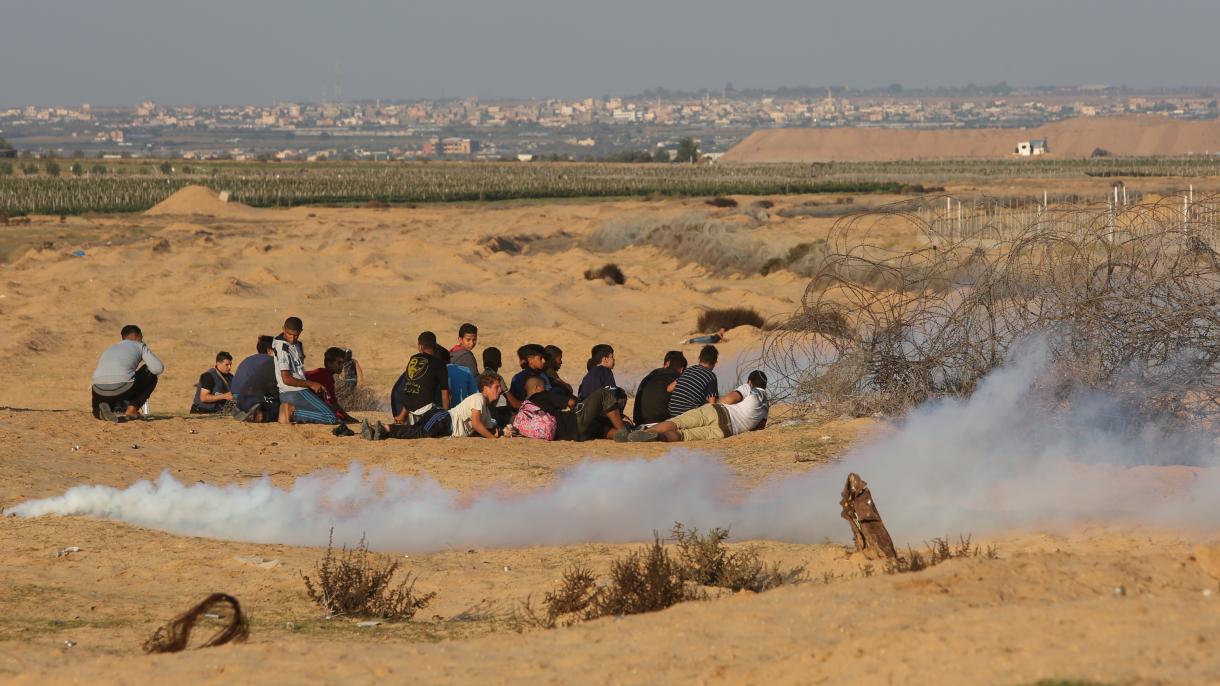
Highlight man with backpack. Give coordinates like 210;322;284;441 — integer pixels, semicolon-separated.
190;351;235;414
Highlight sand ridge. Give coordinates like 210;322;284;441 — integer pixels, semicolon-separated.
723;115;1220;162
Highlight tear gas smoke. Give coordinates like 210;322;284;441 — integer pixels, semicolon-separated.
8;342;1219;552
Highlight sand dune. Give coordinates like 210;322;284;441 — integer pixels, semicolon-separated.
723;115;1220;162
144;184;267;219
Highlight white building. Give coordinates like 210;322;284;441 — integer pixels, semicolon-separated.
1015;138;1049;156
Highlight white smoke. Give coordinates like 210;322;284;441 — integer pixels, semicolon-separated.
9;341;1220;551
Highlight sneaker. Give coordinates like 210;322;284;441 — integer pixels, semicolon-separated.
613;429;631;443
97;403;119;423
373;421;387;441
360;419;374;441
627;431;660;443
332;423;356;437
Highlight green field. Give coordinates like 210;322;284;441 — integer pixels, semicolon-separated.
1;157;1218;215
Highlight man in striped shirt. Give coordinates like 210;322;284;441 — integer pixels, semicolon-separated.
666;345;720;417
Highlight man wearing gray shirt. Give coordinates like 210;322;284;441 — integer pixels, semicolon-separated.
91;324;165;421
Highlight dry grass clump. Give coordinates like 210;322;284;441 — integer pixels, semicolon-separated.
583;263;626;285
589;213;782;275
520;536;698;628
706;196;738;208
671;524;806;592
143;593;249;654
302;531;436;620
696;306;766;333
521;525;805;629
885;534;998;574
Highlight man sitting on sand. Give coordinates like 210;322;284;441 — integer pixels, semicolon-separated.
449;323;480;375
544;345;575;398
483;346;513;428
390;331;450;423
232;335;284;423
513;375;631;441
577;344;617;400
439;347;479;406
667;345;721;417
449;372;513;438
683;327;728;345
190;351;235;414
629;371;769;442
272;317;338;425
507;344;551;409
632;351;687;426
305;347;357;424
91;324;165;422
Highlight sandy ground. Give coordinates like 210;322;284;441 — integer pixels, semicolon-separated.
723;115;1220;161
4;187;1220;684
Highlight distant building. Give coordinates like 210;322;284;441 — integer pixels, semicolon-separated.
441;137;478;155
1015;138;1049;156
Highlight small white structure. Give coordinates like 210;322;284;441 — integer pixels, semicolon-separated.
1015;138;1049;156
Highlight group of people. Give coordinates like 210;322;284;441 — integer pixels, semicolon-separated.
88;318;770;443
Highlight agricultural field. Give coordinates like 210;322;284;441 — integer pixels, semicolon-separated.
4;156;1220;215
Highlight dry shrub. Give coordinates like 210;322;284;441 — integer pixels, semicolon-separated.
707;196;738;208
751;199;775;209
583;263;625;285
696;306;766;333
520;536;701;628
522;525;805;629
671;524;806;592
143;593;249;654
302;531;436;620
885;534;998;574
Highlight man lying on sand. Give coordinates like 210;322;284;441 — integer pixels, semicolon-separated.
272;317;338;425
231;335;284;423
629;370;769;442
91;324;164;422
190;351;234;415
683;327;728;345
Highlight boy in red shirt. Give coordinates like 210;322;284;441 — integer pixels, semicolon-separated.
305;347;356;424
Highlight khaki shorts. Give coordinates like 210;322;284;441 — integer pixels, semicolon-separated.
670;403;730;441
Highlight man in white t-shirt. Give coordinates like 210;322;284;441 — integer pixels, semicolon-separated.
627;370;769;442
449;372;514;438
271;316;337;425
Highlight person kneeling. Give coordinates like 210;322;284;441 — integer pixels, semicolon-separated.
629;371;769;442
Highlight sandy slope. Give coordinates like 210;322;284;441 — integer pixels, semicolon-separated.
723;115;1220;162
4;189;1220;684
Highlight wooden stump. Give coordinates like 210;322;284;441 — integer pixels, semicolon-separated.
840;473;898;560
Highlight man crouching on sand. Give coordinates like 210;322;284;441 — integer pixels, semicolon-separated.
91;324;164;422
628;370;769;442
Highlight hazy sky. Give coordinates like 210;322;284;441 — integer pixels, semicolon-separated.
2;0;1217;106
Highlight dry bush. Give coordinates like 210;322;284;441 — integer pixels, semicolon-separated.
884;534;998;574
671;524;806;592
583;263;626;285
751;199;775;209
589;214;782;275
706;196;738;208
762;195;1220;421
697;306;766;333
520;536;700;628
522;525;806;629
302;531;436;620
336;383;383;412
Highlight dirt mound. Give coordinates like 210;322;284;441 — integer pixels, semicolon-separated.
145;185;263;218
723;115;1220;162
